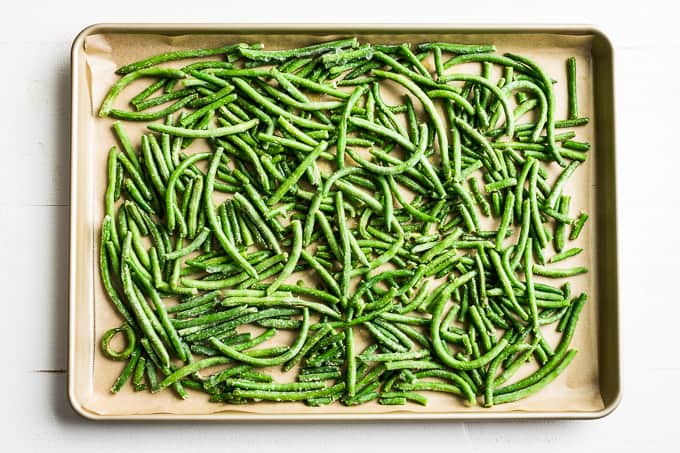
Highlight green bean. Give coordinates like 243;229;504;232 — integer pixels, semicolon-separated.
349;124;429;176
452;183;481;232
157;356;232;391
528;161;548;249
348;116;414;151
361;350;430;363
100;217;136;327
541;206;571;224
101;324;136;360
266;220;303;296
444;73;515;138
562;140;590;151
240;38;357;62
172;306;254;329
378;396;406;405
468;178;491;217
148;118;258;138
383;360;440;371
165;152;211;232
110;347;141;393
431;293;509;370
489;249;528;320
233;382;346;401
112;122;143;171
485;178;517;193
282;323;333;372
506;53;564;165
204;364;252;388
227;379;326;392
566;56;579;120
109;94;198;121
484;342;533;406
233;192;281;254
121;234;170;369
331;192;352;304
525;238;539;327
104;150;123;249
372;69;450;182
495;349;578;404
168;292;220;317
254;79;344;111
278;71;350;99
209;308;310;367
395;380;465;398
570;212;589;240
130;78;166;107
340;325;356;397
356;317;406;351
274;120;317;150
136;277;185;361
221;296;341;319
124;201;148;238
252;283;339;305
374;319;416;350
237;263;286;289
495;192;515;250
419;41;494;54
469;305;492;351
203;149;258;278
134;88;196;111
550;247;583;264
533;264;588;278
268;141;328;205
188;85;236;109
178;308;258;341
543;161;580;210
179;92;236;126
495;293;585;396
299;249;341;297
502;80;547;140
455;117;503;171
163;228;210;260
117;44;245;74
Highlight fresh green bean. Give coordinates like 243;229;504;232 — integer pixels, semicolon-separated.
148;118;258;138
121;234;170;369
117;44;246;74
100;68;186;116
533;264;588;278
567;57;579;120
110;347;141;393
570;212;589;240
239;38;357;62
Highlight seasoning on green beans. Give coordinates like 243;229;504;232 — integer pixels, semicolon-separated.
97;37;591;409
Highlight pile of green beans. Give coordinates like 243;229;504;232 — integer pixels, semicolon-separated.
98;38;590;408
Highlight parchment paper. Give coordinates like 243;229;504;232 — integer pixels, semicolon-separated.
72;28;604;417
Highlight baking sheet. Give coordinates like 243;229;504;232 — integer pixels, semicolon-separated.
70;25;613;419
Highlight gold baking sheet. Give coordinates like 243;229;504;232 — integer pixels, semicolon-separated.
69;24;619;420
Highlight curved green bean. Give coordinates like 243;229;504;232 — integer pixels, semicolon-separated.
208;308;310;366
101;324;136;360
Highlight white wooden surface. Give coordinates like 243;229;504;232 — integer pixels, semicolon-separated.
1;1;678;451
